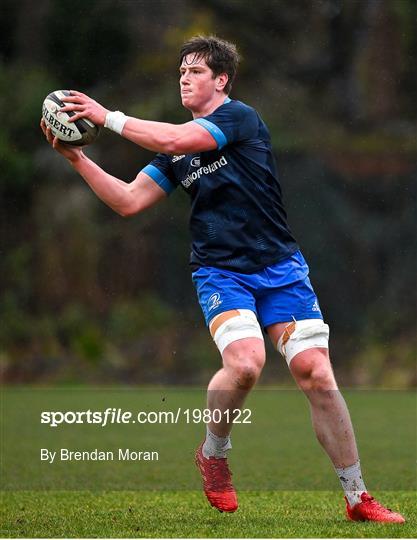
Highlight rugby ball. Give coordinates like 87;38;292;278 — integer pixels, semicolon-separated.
42;90;100;146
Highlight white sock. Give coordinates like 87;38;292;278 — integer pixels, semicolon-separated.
335;460;367;506
202;427;232;458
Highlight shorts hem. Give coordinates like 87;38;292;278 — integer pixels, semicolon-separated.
206;304;257;326
262;312;323;328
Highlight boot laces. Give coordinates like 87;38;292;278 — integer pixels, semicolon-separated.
362;493;393;514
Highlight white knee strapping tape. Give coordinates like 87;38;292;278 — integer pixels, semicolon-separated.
277;319;329;365
212;309;263;354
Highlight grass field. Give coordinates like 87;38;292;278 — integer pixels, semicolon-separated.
1;490;415;538
1;387;416;537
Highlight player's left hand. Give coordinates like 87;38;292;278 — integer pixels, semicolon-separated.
60;90;109;126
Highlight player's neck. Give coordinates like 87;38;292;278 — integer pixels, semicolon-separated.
191;93;229;119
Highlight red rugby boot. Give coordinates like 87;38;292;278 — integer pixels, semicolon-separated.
195;443;238;513
345;492;405;523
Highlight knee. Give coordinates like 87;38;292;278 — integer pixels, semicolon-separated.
225;341;265;389
292;351;337;392
233;360;264;389
234;361;263;389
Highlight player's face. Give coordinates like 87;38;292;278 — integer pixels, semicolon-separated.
179;54;219;111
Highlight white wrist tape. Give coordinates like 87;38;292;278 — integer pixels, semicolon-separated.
104;111;128;134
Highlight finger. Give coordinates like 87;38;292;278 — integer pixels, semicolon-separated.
69;90;85;97
46;127;54;144
61;95;83;103
60;104;84;113
67;112;86;123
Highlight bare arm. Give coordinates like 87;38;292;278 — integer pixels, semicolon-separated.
119;117;217;154
71;154;167;216
40;119;167;216
60;91;218;154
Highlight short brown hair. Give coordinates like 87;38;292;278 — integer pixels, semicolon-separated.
179;35;240;95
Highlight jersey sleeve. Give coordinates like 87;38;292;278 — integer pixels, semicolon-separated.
193;101;259;150
140;153;177;195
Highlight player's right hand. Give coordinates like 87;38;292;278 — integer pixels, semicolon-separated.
40;118;83;163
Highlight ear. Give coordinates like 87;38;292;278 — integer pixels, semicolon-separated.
216;73;229;92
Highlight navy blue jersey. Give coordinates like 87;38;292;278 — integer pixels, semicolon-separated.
142;98;298;273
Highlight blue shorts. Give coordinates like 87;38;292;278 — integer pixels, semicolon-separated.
192;250;323;328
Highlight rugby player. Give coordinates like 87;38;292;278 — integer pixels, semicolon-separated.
40;35;405;523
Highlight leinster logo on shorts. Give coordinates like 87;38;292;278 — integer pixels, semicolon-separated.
207;292;223;312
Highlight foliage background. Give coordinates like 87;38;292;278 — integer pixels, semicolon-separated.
0;0;415;386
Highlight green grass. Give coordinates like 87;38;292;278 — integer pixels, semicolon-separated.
1;490;415;538
1;387;416;537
